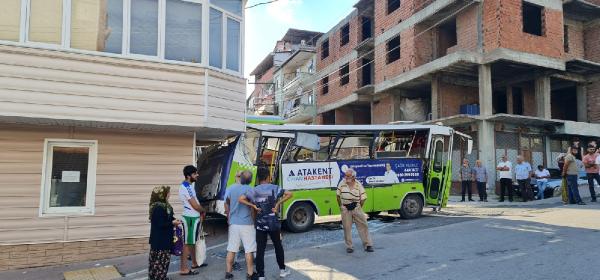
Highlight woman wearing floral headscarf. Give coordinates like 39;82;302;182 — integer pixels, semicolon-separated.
149;186;180;280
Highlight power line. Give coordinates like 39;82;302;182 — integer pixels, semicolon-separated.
246;0;279;9
255;2;473;107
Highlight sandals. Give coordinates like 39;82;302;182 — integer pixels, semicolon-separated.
180;270;199;276
191;264;208;269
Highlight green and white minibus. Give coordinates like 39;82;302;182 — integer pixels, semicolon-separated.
195;124;472;232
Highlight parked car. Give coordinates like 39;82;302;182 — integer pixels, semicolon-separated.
512;167;588;199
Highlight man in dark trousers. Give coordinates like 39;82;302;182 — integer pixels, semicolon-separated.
239;166;293;280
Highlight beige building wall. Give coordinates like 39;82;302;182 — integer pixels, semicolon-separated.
0;123;193;245
0;45;246;132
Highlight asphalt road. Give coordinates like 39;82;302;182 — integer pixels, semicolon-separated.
2;190;599;280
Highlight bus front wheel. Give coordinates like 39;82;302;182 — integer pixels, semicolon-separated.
285;202;315;233
399;194;423;219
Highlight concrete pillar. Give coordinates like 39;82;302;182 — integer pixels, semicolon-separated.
534;76;551;119
477;64;496;188
478;120;496;188
431;75;440;120
478;64;493;117
577;85;588;122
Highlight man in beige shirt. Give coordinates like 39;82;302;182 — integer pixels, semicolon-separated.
336;168;373;253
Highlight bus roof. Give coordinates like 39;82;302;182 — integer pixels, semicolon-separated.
247;123;455;136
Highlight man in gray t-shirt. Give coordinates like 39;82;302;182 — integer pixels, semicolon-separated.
224;170;257;279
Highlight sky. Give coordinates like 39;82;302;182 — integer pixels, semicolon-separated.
244;0;357;96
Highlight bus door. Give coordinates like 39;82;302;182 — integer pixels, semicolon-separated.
425;135;451;206
257;131;295;183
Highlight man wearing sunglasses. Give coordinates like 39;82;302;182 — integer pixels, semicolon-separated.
336;168;374;254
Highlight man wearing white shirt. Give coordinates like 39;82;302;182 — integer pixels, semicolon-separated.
383;163;400;184
534;165;550;200
496;155;513;202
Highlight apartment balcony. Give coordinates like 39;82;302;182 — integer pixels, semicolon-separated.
282;72;314;93
283;104;317;123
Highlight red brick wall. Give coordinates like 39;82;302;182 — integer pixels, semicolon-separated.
584;24;600;63
456;5;479;52
588;81;600;123
522;82;536;117
372;95;394;124
335;107;354;124
316;61;359;108
316;15;360;72
482;0;564;59
564;22;585;60
438;82;478;117
374;0;435;35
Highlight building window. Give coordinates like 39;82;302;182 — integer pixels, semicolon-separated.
70;0;124;54
165;0;202;63
522;1;543;36
340;23;350;46
386;35;400;64
209;8;223;68
387;0;401;15
0;0;22;41
322;76;329;94
339;63;349;86
226;18;241;71
563;25;569;53
321;39;329;59
0;0;243;72
41;140;98;215
130;0;159;56
28;0;63;45
210;0;242;16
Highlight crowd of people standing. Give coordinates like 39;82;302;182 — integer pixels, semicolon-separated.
459;143;599;204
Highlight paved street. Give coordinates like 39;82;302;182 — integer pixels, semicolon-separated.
2;189;599;280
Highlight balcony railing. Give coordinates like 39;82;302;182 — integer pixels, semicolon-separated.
282;72;313;92
283;104;316;122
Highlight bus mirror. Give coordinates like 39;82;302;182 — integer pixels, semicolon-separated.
295;132;320;151
467;139;473;155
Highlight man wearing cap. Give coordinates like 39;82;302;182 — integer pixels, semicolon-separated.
336;169;373;253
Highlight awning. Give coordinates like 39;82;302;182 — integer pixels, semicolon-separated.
421;114;482;126
556;121;600;138
486;114;565;127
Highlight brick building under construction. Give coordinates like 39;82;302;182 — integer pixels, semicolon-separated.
308;0;600;189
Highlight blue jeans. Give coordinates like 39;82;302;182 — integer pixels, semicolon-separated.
537;181;547;200
567;175;582;204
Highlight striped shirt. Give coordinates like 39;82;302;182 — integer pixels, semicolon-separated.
336;181;367;205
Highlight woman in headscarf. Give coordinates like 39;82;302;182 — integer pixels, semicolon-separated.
149;186;180;280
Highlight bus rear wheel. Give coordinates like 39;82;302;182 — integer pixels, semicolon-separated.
285;202;315;233
399;194;423;219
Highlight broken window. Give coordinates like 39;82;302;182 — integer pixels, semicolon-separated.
522;1;543;36
339;63;350;86
340;23;350;46
321;38;329;59
387;0;400;14
321;76;329;95
386;35;400;64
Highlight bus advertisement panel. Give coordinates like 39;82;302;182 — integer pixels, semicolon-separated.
281;159;422;190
